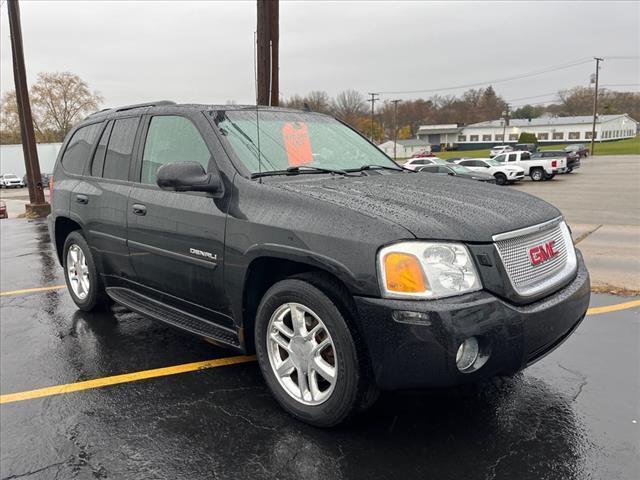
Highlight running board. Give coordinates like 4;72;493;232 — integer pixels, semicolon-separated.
106;287;240;349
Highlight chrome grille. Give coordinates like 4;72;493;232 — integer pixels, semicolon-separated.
493;218;577;297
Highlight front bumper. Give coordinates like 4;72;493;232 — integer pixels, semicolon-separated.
354;251;590;390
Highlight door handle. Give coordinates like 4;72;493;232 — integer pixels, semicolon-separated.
132;204;147;216
75;194;89;204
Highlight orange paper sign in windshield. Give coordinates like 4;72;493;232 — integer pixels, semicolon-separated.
282;122;313;166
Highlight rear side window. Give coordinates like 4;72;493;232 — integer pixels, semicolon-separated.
103;117;140;181
90;122;113;177
60;123;101;174
140;116;210;185
521;152;531;160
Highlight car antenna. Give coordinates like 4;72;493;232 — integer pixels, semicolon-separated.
253;31;262;183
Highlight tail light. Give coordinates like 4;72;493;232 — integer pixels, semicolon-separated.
551;160;557;168
49;176;54;203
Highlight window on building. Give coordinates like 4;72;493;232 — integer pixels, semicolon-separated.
508;134;518;141
537;133;549;140
103;117;140;181
568;132;580;140
552;132;564;140
494;134;503;141
458;135;466;142
482;134;491;141
141;116;211;184
469;135;479;142
585;131;597;139
61;123;102;175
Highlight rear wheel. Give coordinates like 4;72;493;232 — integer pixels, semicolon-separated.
255;277;371;427
494;173;507;185
63;231;108;311
530;168;544;181
544;173;556;181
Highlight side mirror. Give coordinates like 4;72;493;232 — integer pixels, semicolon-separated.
156;162;222;194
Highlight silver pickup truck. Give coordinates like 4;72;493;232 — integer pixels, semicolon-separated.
492;150;567;181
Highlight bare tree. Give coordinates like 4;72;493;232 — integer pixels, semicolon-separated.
332;89;365;126
0;91;22;144
31;72;103;141
306;90;332;114
0;72;102;144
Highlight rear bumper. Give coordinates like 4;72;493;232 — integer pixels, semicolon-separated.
353;252;590;390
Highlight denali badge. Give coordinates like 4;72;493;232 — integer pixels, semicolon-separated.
529;241;558;266
189;248;217;261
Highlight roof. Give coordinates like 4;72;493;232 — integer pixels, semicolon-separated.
84;101;319;121
416;124;463;135
465;114;636;129
396;139;431;147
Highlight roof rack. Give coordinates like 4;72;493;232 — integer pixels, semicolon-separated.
85;101;176;119
115;100;176;112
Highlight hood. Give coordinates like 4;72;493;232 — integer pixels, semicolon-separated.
271;173;560;242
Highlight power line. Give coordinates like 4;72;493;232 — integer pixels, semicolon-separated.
378;57;593;95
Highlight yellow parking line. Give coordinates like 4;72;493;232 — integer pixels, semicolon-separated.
586;299;640;315
0;294;638;406
0;285;66;297
0;355;256;405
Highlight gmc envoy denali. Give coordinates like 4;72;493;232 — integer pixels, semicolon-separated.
49;101;590;426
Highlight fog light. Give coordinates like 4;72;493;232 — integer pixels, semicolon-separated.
456;337;479;372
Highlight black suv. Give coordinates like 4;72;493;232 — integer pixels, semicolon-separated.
49;101;590;426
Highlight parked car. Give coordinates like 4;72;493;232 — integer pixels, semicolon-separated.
411;149;436;159
22;173;52;188
532;150;580;173
417;164;497;183
48;101;590;427
489;145;513;158
564;144;589;158
493;150;567;181
455;158;525;185
0;174;24;188
403;156;444;170
0;201;7;219
514;143;538;153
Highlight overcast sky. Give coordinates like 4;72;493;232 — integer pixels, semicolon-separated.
1;0;638;109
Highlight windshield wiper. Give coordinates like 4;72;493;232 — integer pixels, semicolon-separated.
251;165;353;179
350;164;412;173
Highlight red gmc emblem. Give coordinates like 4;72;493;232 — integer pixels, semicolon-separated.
529;241;558;266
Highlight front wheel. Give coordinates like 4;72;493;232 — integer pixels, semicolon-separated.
530;168;545;181
494;173;507;186
255;278;371;427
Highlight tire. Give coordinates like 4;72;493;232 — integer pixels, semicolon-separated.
567;168;573;173
530;168;544;181
255;277;370;427
494;173;507;186
63;231;108;311
544;173;556;181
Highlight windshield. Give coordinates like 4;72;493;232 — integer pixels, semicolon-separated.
449;165;472;174
4;175;18;179
213;110;398;174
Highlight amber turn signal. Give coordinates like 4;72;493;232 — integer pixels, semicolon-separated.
384;252;428;293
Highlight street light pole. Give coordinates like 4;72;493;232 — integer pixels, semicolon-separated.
590;57;604;156
8;0;50;217
501;104;510;144
391;99;401;161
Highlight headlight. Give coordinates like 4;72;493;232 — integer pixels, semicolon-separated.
378;241;482;299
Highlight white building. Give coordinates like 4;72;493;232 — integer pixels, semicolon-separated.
415;114;638;150
377;139;431;158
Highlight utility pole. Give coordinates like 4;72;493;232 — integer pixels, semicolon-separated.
8;0;49;218
590;57;604;156
391;99;401;161
256;0;279;106
501;104;510;144
367;92;379;142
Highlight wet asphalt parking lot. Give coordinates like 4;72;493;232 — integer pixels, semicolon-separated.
1;219;639;480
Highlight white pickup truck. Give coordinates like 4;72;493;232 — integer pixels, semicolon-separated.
492;150;566;181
